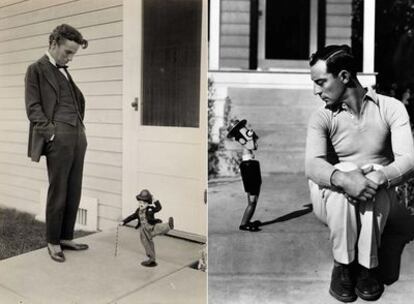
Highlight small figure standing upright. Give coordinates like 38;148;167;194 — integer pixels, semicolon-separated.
227;119;262;232
120;189;174;267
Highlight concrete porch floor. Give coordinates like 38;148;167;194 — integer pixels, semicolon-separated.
208;173;414;304
0;226;206;304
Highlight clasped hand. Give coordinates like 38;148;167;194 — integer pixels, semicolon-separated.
332;165;387;204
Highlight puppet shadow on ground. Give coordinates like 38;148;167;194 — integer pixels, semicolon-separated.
379;203;414;285
257;204;313;227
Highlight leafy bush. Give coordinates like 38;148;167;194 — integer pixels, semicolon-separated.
208;79;240;178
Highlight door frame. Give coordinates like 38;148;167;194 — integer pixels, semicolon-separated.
122;0;207;241
257;0;318;70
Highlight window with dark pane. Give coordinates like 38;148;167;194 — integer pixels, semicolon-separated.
265;0;310;60
142;0;201;127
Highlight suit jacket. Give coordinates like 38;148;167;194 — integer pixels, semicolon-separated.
24;55;85;162
122;200;163;229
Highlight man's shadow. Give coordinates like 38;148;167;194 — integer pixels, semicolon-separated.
379;203;414;285
257;204;313;226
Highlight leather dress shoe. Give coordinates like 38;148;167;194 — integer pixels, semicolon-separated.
60;242;89;251
355;266;384;301
47;247;65;263
329;261;357;302
141;260;157;267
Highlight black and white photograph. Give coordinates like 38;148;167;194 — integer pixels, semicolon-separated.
208;0;414;303
0;0;207;303
3;0;414;303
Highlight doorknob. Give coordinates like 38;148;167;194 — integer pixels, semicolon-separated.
131;97;138;111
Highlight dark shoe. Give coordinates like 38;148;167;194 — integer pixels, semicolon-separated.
168;217;174;230
47;247;65;263
141;260;157;267
60;242;89;251
355;266;384;301
239;222;261;232
329;262;357;302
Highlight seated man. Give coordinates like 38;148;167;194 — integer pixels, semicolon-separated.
306;45;414;302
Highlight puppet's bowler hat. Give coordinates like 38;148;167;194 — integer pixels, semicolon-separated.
136;189;152;202
227;119;247;139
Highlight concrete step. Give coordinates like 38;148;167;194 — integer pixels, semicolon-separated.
117;268;206;304
0;228;205;304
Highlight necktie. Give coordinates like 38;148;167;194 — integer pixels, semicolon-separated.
56;64;71;81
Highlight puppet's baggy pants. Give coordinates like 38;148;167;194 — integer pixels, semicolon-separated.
308;162;397;269
140;222;170;261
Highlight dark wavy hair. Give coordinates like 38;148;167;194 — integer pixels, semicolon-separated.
49;24;88;49
309;45;357;78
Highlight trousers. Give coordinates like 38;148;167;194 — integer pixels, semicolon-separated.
45;121;87;244
140;222;171;261
308;162;397;268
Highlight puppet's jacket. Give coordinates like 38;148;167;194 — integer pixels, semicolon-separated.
121;200;163;229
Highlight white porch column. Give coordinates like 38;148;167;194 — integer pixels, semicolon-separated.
209;0;220;70
363;0;375;73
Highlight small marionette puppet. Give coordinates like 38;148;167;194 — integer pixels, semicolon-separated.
227;119;262;232
120;189;174;267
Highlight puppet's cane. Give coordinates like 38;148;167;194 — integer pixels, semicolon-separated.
114;224;120;257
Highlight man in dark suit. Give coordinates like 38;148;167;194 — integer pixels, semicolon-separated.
25;24;89;262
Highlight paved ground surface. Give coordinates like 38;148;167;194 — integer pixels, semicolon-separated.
0;227;206;304
208;173;414;304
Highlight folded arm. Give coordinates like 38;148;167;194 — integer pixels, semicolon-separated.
305;111;378;202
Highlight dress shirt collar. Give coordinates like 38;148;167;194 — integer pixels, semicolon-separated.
331;87;379;117
362;86;379;106
45;50;58;67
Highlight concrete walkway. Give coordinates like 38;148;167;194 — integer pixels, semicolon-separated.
0;227;206;304
208;173;414;304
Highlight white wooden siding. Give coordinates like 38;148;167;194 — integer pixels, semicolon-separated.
220;0;250;69
0;0;123;231
326;0;352;46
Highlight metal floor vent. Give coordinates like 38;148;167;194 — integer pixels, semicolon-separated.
76;208;88;226
37;187;98;231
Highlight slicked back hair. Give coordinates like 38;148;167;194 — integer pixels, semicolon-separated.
49;24;88;49
309;45;357;78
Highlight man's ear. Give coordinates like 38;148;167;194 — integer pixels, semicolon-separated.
50;40;58;50
338;70;351;84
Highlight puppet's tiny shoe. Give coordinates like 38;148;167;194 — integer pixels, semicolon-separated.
239;223;261;232
251;220;262;227
141;260;158;267
60;241;89;251
168;217;174;229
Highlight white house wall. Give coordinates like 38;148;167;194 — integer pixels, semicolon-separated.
326;0;352;46
219;0;250;69
218;0;354;70
0;0;123;230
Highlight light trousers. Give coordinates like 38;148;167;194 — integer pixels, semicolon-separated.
140;222;170;262
309;162;396;268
